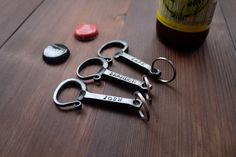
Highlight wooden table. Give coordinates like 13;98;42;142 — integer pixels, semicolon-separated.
0;0;235;157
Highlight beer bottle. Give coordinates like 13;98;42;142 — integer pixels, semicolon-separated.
156;0;217;49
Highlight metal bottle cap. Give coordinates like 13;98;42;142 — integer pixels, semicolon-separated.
74;24;98;41
43;44;70;64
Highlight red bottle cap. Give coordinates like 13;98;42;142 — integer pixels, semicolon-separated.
74;24;98;41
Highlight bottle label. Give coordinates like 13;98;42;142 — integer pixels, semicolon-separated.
157;0;217;32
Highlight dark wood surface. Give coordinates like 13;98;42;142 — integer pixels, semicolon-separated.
218;0;236;49
0;0;235;157
0;0;45;47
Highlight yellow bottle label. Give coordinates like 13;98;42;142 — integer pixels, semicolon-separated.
157;0;217;33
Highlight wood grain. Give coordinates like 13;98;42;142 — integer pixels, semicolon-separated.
218;0;236;49
0;0;45;48
0;0;235;157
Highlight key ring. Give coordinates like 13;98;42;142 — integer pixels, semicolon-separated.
97;40;128;65
151;57;176;83
142;75;152;104
134;91;150;121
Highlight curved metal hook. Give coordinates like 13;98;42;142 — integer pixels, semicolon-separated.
76;57;109;81
97;40;129;65
53;78;87;110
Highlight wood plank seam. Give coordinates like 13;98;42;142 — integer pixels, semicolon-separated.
218;1;236;51
0;0;47;49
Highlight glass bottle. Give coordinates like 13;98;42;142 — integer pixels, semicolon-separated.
156;0;217;49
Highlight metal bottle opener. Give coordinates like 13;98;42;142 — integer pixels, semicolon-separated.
76;57;152;103
53;78;150;121
97;40;176;83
